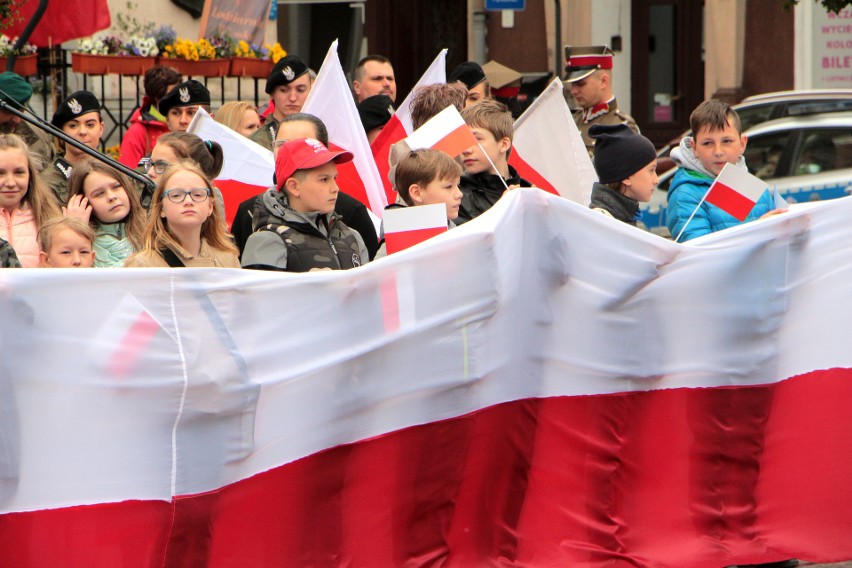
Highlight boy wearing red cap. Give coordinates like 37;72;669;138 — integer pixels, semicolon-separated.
241;137;369;271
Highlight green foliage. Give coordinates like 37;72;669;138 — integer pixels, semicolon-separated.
0;0;23;31
114;1;156;37
784;0;852;13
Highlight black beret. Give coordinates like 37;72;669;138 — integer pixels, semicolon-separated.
590;123;657;184
0;71;33;106
357;94;394;133
448;61;487;90
51;91;101;127
158;80;211;116
265;55;310;94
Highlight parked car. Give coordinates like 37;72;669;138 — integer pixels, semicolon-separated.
641;111;852;237
655;89;852;171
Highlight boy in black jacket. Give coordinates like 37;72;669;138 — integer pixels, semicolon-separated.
456;99;530;224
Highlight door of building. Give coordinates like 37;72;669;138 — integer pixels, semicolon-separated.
631;0;704;147
365;0;467;100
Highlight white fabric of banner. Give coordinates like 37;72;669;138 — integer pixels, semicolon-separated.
0;191;848;514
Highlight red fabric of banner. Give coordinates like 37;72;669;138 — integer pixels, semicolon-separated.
3;368;852;567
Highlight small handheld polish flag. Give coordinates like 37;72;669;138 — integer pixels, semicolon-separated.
371;49;447;201
705;163;769;221
383;203;448;255
404;105;478;157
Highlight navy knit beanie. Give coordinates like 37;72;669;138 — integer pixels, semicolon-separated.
590;123;657;184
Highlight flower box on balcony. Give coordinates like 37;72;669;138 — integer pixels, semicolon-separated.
71;53;155;76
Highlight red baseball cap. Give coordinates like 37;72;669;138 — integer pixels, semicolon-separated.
275;138;353;190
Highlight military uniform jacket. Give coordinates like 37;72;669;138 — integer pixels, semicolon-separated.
241;189;368;272
40;155;73;206
573;98;639;157
0;121;54;172
248;116;280;152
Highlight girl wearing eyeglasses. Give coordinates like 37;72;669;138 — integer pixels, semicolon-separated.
124;161;239;268
143;132;227;219
65;161;147;267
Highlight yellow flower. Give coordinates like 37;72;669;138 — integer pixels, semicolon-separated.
266;43;287;63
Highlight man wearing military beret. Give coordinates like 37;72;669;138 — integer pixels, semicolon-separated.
0;71;55;172
564;45;639;158
42;90;105;204
250;55;312;151
158;79;212;133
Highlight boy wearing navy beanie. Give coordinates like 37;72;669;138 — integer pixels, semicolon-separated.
588;123;658;226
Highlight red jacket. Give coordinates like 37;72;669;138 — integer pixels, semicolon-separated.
119;97;170;168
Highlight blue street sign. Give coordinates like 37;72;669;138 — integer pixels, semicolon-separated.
485;0;526;11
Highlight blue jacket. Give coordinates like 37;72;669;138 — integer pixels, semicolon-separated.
666;167;773;242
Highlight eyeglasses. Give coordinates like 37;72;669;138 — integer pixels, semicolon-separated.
272;139;288;150
140;159;171;175
163;188;211;203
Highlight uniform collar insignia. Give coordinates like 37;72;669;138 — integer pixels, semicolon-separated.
54;157;72;179
582;100;614;123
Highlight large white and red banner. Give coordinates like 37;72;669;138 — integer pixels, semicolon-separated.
2;192;852;567
303;41;388;217
510;78;597;204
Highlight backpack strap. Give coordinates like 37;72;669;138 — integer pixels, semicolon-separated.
159;248;185;268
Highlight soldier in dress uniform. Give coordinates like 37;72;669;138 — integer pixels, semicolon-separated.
42;91;104;205
250;55;312;151
563;45;639;157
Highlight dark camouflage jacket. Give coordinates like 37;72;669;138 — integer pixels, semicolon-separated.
0;238;22;268
241;189;368;272
0;121;54;172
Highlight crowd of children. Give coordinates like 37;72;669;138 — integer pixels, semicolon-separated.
0;51;801;568
0;56;783;274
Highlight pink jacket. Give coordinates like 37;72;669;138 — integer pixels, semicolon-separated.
0;205;40;268
119;98;170;168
